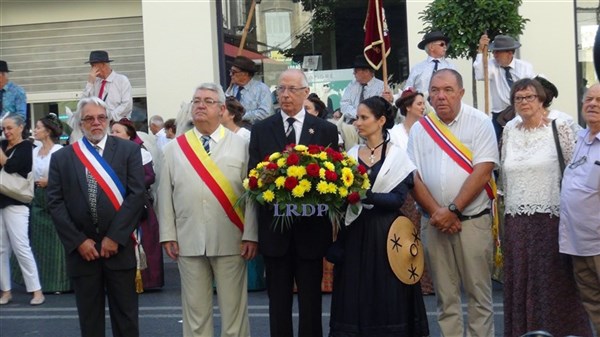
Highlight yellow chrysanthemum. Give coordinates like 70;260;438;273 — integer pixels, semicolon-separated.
292;185;306;198
275;176;286;189
318;152;328;160
256;161;269;169
243;178;249;190
338;186;348;198
341;167;354;187
361;178;371;189
249;169;259;178
319;168;326;179
323;161;335;171
257;178;264;188
262;190;275;202
299;179;312;192
294;145;308;152
316;181;329;194
269;152;282;161
277;158;286;167
326;182;337;194
287;165;307;178
341;160;348;166
346;156;357;166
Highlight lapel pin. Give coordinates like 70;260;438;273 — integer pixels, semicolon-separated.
309;128;315;134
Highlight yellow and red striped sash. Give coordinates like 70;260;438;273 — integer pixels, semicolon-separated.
176;129;244;232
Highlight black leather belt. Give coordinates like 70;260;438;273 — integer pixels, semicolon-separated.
458;209;490;222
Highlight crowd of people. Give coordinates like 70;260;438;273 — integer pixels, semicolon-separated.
0;29;598;337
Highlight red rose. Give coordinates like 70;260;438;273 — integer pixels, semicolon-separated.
331;151;344;162
266;162;278;170
286;152;300;166
284;176;299;191
248;176;258;190
325;170;338;181
357;164;367;175
347;192;360;204
306;163;320;177
308;145;322;154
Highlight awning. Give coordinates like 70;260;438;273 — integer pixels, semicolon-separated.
224;43;267;60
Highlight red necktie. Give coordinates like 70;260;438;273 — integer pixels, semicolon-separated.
98;80;107;99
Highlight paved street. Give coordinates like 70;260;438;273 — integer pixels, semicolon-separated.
0;260;507;336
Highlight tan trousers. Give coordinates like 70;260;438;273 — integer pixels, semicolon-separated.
572;255;600;334
421;214;495;337
178;255;250;337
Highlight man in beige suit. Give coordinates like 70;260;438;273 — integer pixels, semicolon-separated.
158;83;258;337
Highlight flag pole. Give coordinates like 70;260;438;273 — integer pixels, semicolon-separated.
483;32;490;115
238;0;257;56
382;44;389;88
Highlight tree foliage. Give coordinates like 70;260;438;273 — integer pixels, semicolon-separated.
419;0;529;61
281;0;338;60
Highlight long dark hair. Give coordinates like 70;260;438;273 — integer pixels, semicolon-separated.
360;96;396;130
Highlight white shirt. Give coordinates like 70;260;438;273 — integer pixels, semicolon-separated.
280;109;306;144
506;109;582;136
473;53;534;112
193;124;225;151
81;70;133;121
235;127;251;143
388;123;409;151
408;103;499;216
340;77;385;119
404;56;456;96
154;128;170;151
33;144;62;181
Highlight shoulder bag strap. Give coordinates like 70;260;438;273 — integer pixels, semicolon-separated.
551;119;565;179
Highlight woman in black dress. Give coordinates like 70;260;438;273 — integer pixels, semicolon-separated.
329;96;429;337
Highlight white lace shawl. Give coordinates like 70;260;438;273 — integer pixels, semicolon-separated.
501;120;575;216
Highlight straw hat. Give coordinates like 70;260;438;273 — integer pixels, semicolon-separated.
387;216;424;285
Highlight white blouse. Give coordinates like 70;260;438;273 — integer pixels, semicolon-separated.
501;121;575;217
33;144;63;181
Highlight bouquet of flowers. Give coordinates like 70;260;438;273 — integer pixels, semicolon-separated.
242;144;371;230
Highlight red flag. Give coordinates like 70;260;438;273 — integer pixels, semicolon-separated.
363;0;390;70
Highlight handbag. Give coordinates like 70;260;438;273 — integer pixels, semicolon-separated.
0;169;34;203
0;147;34;203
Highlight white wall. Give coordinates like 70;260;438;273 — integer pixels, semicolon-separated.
405;0;578;119
141;0;220;119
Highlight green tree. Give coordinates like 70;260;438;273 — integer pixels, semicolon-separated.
419;0;529;107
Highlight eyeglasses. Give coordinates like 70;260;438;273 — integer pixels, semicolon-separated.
81;115;108;123
192;98;220;106
229;69;242;75
514;95;538;103
276;86;307;94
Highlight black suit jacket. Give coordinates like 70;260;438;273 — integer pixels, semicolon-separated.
249;112;339;259
47;136;145;277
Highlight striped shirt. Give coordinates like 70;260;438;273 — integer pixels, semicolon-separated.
340;77;385;120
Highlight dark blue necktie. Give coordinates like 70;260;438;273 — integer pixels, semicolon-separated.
236;86;244;101
503;67;514;88
201;135;210;154
285;118;296;144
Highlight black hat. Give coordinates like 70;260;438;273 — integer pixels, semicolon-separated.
534;75;558;99
231;56;256;74
0;60;11;72
85;50;113;64
489;35;521;51
418;31;450;50
353;55;373;70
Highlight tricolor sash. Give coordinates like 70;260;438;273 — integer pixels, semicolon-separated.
73;137;126;211
176;129;244;232
419;112;497;200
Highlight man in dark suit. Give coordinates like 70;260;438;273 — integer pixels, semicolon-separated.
249;69;339;337
47;97;145;337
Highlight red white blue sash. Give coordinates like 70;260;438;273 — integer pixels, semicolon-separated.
73;137;126;210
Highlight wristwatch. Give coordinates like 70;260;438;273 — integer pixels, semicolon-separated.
448;203;462;217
